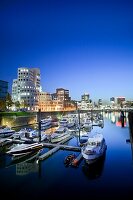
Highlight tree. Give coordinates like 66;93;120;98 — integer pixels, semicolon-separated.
20;100;28;110
14;101;20;110
6;93;13;110
0;99;6;111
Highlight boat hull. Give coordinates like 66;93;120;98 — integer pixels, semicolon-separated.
51;133;70;143
7;143;43;156
0;131;15;138
82;144;107;164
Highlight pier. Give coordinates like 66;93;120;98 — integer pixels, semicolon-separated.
39;146;60;160
39;136;81;161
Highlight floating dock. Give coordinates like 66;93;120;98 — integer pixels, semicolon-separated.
71;153;83;167
39;146;60;160
39;135;81;161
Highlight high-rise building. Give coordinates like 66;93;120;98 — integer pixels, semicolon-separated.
81;93;90;102
0;80;8;100
12;67;41;111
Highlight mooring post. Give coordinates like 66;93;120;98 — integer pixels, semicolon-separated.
120;110;124;127
78;109;80;140
128;112;133;161
38;108;41;142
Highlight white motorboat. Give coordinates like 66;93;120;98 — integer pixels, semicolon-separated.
81;133;107;164
67;122;75;128
0;126;15;138
33;133;47;142
59;118;69;127
82;119;92;131
50;127;70;143
6;142;43;156
12;128;28;139
6;150;41;168
13;128;46;142
41;117;52;130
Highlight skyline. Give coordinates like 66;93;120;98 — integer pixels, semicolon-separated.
1;0;133;101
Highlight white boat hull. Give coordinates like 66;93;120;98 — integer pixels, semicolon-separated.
51;133;70;143
82;143;107;163
6;143;43;156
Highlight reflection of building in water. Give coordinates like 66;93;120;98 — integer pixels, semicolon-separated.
116;111;127;127
9;151;40;176
128;112;133;161
16;161;38;176
116;120;126;127
111;113;116;123
82;152;106;180
103;111;128;127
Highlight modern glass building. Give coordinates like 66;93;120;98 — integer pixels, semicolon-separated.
0;80;8;100
12;68;41;111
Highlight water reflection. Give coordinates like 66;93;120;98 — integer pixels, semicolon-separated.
104;112;128;127
82;152;106;180
128;112;133;160
7;150;40;176
0;154;6;168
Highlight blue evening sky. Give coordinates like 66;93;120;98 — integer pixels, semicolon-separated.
1;0;133;101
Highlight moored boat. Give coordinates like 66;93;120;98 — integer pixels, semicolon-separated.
79;134;89;146
6;150;41;168
6;142;43;156
81;132;107;164
0;126;15;138
50;127;70;143
64;153;76;167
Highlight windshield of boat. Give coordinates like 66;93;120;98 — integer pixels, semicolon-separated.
88;141;101;146
55;130;63;134
88;141;96;146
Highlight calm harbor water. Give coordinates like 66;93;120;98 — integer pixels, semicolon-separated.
0;112;133;199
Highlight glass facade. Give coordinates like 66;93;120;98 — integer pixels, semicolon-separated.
0;80;8;100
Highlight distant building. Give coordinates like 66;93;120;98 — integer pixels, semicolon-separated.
38;89;76;112
110;97;115;103
38;92;52;112
0;80;8;100
51;93;57;100
116;97;125;105
56;88;71;101
125;100;133;108
98;99;102;106
51;88;71;103
81;93;90;102
39;92;65;112
12;67;41;111
39;92;51;102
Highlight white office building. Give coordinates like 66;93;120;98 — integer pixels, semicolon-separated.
12;67;41;111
